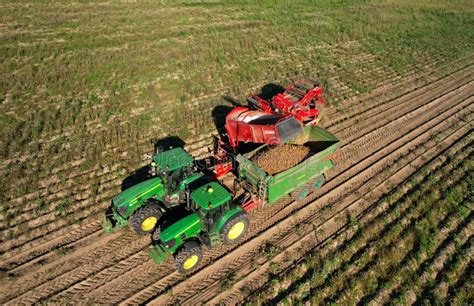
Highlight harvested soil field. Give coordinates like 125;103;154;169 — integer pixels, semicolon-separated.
253;144;311;174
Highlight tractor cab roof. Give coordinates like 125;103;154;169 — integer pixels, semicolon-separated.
152;147;194;172
191;182;231;210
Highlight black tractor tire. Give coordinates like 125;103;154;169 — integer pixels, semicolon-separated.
131;204;162;235
219;212;250;245
173;241;203;274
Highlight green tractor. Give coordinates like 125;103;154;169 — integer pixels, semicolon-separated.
148;181;249;274
102;147;206;235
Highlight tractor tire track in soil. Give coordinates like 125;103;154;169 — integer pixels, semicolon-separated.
0;56;472;304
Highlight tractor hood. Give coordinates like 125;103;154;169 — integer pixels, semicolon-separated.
113;177;163;208
159;213;202;253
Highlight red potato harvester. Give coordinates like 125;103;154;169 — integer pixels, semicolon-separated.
225;79;327;148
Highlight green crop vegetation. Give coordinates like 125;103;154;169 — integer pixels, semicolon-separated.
219;271;237;291
260;243;281;260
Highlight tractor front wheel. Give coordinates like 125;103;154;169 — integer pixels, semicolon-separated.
131;204;162;235
173;241;203;274
220;212;249;245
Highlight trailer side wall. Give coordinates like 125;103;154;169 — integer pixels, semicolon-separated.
236;126;340;205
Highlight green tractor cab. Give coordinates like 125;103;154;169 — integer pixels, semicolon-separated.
152;147;194;172
149;182;250;274
102;147;204;235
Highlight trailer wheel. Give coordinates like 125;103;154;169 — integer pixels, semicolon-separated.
311;175;326;191
220;212;249;245
173;241;203;274
131;204;162;235
292;185;310;201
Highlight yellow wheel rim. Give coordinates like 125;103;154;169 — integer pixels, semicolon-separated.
183;255;199;270
227;221;245;240
141;216;157;231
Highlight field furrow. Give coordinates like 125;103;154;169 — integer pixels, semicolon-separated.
419;238;473;304
447;260;474;305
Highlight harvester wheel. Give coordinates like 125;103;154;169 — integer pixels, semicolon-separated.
315;105;327;126
173;241;203;274
131;204;162;235
220;212;249;245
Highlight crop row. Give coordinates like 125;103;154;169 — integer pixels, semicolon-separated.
419;236;473;304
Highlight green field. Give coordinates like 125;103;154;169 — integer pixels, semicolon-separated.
1;1;472;206
0;1;473;304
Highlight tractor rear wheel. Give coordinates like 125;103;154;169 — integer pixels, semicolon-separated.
131;204;162;235
220;212;249;245
173;241;203;274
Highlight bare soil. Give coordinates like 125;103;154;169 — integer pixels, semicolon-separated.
252;144;311;175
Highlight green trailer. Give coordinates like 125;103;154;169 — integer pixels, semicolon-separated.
235;125;340;207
